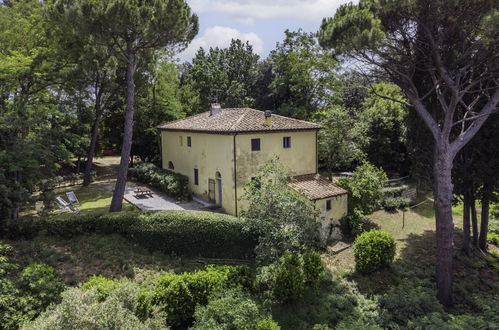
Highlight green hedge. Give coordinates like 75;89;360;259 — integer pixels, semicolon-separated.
129;162;189;199
1;211;258;259
152;265;244;328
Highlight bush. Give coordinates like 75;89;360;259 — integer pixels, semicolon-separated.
26;286;164;330
353;230;396;273
273;253;305;302
379;283;447;328
17;263;65;311
131;162;189;199
340;209;365;236
303;251;325;290
488;232;499;245
152;265;244;328
256;318;281;330
2;210;258;259
382;196;411;212
192;289;274;330
336;162;387;215
81;276;122;301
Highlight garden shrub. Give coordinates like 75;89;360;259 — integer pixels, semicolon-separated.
26;287;165;330
379;283;447;328
381;196;411;212
303;251;325;289
488;232;499;245
192;289;275;330
353;230;396;273
2;210;258;259
152;265;243;328
273;253;305;302
340;209;365;237
131;162;189;200
16;263;65;311
81;275;122;301
256;318;281;330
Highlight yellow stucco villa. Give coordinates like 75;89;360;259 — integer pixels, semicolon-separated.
157;104;347;234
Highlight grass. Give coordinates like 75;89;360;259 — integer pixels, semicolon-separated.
22;180;135;217
322;196;499;315
2;233;207;286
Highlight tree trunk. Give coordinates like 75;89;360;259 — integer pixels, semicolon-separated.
110;48;136;212
470;196;478;246
83;89;104;186
462;190;471;254
479;185;491;250
433;147;454;307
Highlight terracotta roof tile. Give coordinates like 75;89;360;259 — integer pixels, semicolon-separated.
157;108;321;133
289;173;348;200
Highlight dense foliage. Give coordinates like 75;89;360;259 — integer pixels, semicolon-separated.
152;265;247;327
353;230;396;273
130;162;190;200
0;243;66;329
241;158;323;264
1;210;258;259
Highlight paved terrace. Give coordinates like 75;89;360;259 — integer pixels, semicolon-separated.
123;182;206;211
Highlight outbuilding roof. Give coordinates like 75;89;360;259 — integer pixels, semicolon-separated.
157;108;321;133
289;173;348;200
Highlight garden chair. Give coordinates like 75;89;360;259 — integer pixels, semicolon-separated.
55;196;80;214
66;191;79;205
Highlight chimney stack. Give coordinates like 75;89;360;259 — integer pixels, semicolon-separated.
210;103;221;116
263;110;272;126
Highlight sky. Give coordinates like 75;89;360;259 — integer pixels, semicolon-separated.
176;0;351;62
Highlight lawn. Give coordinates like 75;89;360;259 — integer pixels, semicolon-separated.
22;180;135;217
323;197;499;315
2;233;212;286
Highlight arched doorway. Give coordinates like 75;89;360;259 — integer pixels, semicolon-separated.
215;172;222;207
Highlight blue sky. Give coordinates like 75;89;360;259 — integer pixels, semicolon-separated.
177;0;351;62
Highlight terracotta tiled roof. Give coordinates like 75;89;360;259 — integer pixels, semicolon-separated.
289;173;348;200
157;108;321;133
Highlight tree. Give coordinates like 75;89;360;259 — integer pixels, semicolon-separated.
133;52;187;163
360;83;408;174
0;0;73;219
264;29;339;120
182;39;259;110
319;0;499;305
54;0;198;212
337;161;387;216
315;105;367;178
241;158;322;264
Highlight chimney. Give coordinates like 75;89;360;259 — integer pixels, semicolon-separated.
210;103;221;116
263;110;272;126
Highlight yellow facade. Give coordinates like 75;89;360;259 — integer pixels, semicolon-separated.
160;128;347;221
315;194;348;239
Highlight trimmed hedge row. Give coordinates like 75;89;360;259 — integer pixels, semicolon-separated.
1;211;258;259
129;162;189;199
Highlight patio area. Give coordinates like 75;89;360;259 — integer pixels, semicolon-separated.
123;182;207;211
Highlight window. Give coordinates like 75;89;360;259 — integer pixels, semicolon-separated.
283;136;291;148
187;136;192;147
179;136;183;146
194;169;199;185
168;161;174;170
251;138;260;151
326;200;332;211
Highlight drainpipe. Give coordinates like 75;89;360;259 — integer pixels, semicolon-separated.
315;129;318;174
233;133;238;216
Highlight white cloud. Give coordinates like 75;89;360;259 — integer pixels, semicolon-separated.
188;0;349;24
177;26;264;62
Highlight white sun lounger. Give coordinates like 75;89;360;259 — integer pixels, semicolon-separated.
66;191;79;205
55;196;80;214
